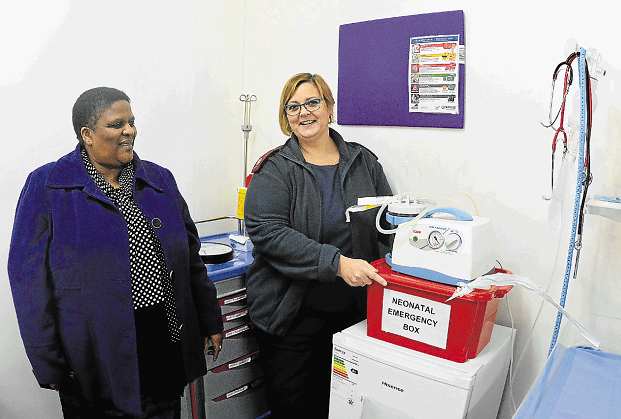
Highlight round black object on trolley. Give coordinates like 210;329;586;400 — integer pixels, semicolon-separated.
199;242;235;264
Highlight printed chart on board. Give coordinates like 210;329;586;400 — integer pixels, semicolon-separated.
409;35;460;114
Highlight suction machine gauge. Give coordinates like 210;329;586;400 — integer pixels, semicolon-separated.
428;230;444;249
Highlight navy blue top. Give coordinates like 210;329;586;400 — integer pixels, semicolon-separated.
303;163;355;312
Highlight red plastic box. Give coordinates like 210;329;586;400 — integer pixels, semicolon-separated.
367;258;512;363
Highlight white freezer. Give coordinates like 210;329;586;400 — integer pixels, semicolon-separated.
329;321;513;419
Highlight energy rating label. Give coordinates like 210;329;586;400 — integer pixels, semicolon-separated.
331;346;361;409
333;356;350;379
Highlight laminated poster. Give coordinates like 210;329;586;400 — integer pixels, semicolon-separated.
409;35;460;114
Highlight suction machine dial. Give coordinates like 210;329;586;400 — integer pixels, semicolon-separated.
445;232;462;251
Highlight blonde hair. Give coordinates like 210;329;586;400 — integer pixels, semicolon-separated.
279;73;335;136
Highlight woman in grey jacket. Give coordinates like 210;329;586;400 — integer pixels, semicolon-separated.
244;73;393;419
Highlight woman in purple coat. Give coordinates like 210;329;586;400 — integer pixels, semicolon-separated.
8;87;223;418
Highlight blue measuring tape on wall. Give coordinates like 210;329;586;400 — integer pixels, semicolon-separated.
548;48;588;354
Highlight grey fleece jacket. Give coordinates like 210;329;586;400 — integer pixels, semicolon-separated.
244;128;393;336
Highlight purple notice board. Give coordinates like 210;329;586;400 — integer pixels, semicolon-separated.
337;10;465;129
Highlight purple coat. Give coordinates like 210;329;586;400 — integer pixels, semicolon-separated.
8;146;223;415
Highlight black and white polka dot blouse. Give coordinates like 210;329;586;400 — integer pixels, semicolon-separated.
81;148;180;343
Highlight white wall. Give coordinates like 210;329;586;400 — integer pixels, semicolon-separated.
239;2;621;418
0;1;244;417
1;1;620;418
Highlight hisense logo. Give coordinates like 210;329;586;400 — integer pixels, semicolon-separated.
381;381;404;392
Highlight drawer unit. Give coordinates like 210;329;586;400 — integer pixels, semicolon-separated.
182;234;269;419
201;376;268;419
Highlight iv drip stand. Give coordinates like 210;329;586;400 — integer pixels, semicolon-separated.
239;94;257;234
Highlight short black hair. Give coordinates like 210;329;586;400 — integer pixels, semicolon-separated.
72;87;131;145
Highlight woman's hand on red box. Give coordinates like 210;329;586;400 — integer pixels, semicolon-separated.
338;255;387;287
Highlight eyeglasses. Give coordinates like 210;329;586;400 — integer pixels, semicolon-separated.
283;98;323;116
